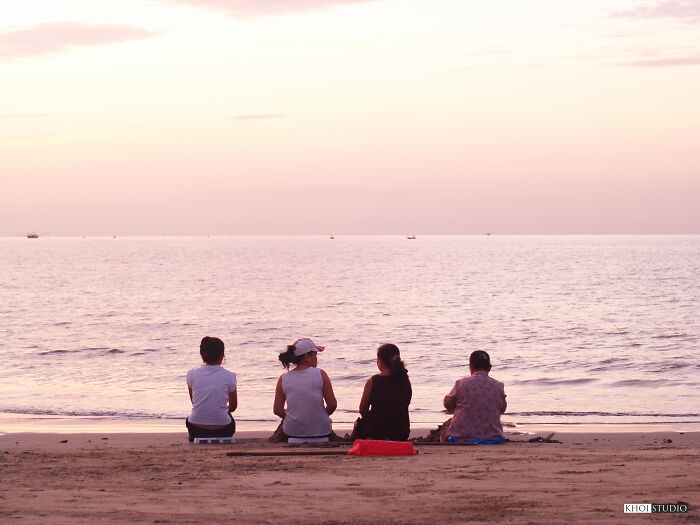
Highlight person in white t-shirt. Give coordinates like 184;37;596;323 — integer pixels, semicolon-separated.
185;336;237;442
273;338;337;440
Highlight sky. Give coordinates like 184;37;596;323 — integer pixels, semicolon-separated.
1;0;699;235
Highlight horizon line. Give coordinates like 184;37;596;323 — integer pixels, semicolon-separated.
3;233;699;238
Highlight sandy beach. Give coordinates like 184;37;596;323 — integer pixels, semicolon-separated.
1;430;697;524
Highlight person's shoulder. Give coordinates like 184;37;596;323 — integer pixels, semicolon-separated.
220;366;236;377
221;368;237;384
482;373;504;387
317;368;332;381
490;375;505;388
455;375;471;385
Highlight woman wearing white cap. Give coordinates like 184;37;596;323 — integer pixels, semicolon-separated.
273;338;337;440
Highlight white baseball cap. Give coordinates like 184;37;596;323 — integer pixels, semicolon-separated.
291;338;325;356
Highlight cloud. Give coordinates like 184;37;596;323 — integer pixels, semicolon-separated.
231;114;284;121
164;0;374;18
614;1;700;22
0;23;159;62
619;56;700;66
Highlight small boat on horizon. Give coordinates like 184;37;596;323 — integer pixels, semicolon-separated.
407;234;416;240
330;235;335;239
26;232;39;239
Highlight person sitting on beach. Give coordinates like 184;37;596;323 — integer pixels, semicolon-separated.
273;338;337;441
440;350;506;443
353;343;412;441
185;336;237;443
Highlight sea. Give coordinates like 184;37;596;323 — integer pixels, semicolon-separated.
1;235;698;434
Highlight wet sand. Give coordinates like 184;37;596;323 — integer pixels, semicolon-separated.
0;430;698;524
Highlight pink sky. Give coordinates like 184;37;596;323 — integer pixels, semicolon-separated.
1;0;699;235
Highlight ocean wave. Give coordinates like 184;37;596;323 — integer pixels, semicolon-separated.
511;378;596;386
610;378;678;387
509;410;700;417
645;361;694;371
41;347;117;354
0;407;172;419
335;374;367;381
597;357;630;364
39;349;73;355
510;420;700;425
652;333;690;339
0;407;280;422
3;406;698;420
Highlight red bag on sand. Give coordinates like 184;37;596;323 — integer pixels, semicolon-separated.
347;439;417;456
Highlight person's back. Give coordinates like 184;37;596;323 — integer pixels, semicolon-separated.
185;336;237;442
355;343;412;441
187;365;236;425
282;367;332;437
441;350;506;442
273;338;336;440
367;373;411;440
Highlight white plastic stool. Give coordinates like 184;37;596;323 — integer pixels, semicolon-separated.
193;437;236;444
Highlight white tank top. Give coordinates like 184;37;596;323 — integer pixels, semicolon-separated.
281;367;332;437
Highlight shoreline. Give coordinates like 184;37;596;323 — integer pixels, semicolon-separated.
2;414;700;436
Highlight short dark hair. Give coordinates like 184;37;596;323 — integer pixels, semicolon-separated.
469;350;491;371
200;336;225;364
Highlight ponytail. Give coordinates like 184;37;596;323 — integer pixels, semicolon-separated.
279;345;304;370
377;343;409;383
389;355;409;382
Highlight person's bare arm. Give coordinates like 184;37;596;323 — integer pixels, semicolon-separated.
320;369;337;416
359;377;373;417
273;377;286;419
228;389;238;413
188;386;193;403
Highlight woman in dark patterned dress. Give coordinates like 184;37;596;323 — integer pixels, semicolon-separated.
354;343;412;441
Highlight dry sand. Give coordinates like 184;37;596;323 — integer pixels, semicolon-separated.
0;431;698;524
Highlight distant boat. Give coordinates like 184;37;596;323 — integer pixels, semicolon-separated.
26;232;39;239
407;234;416;240
330;235;335;239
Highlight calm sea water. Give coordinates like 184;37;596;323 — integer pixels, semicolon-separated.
1;235;698;432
